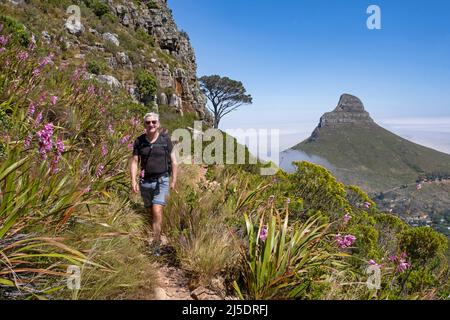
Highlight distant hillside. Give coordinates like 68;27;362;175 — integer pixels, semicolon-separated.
288;94;450;193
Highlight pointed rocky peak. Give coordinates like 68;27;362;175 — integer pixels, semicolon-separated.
334;94;365;112
309;94;375;141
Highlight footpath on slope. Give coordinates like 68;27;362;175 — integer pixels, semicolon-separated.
148;165;231;300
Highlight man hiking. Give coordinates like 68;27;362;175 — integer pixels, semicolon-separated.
130;112;177;256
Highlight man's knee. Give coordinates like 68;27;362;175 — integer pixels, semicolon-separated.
152;205;163;220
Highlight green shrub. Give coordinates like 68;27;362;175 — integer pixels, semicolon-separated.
101;13;118;24
398;227;448;265
136;27;155;47
87;59;106;75
135;69;157;100
84;0;110;17
146;0;159;9
0;15;29;47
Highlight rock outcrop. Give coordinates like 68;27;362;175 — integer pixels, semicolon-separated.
310;94;374;140
109;0;211;122
1;0;212;124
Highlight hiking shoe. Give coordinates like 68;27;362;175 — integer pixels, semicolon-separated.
150;242;161;257
153;246;161;257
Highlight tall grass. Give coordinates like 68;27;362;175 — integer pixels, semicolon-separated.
0;24;148;298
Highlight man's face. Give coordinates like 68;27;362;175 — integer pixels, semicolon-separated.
144;117;159;134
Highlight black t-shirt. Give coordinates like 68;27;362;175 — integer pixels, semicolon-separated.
132;133;173;179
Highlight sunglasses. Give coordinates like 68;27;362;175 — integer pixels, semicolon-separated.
145;120;158;125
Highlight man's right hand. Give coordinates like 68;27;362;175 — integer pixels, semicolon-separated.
132;180;139;193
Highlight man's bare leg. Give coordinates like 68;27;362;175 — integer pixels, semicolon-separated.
152;204;163;244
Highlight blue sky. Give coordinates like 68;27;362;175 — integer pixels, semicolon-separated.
168;0;450;154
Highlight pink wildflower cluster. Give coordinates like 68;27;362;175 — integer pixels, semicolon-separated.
0;28;9;53
101;144;108;157
17;50;29;61
36;123;54;159
335;234;356;249
259;226;268;241
120;135;131;144
363;202;371;209
32;53;54;78
96;164;105;178
389;252;411;273
50;95;58;106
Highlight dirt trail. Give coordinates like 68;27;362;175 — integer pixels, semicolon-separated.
153;262;193;300
152;165;209;300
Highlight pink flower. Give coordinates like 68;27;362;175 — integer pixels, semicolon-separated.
127;143;133;151
96;164;104;178
32;67;41;77
50;95;58;106
343;212;351;225
335;234;356;249
101;144;108;157
120;135;131;144
416;183;422;190
259;226;268;242
27;102;37;116
34;112;43;127
36;122;54;159
55;137;64;154
140;170;145;178
99;106;106;113
38;93;47;104
388;255;397;262
87;85;95;95
0;47;6;54
39;53;54;68
363;202;371;209
107;124;114;134
24;134;32;149
0;35;8;46
17;51;29;61
397;261;411;273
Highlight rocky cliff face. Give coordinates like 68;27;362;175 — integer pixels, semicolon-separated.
310;94;374;140
110;0;209;118
0;0;212;123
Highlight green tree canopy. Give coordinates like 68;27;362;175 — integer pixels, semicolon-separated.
199;75;252;128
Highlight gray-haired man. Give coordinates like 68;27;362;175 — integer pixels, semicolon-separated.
130;113;177;256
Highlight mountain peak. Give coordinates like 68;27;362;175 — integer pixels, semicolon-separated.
309;94;374;140
334;94;365;112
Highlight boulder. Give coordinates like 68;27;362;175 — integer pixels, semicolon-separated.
64;20;84;36
102;32;120;46
97;75;122;88
158;92;168;105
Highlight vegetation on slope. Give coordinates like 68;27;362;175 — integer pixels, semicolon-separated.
1;8;449;301
293;123;450;192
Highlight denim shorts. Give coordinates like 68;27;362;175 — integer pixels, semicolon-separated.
140;175;170;207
